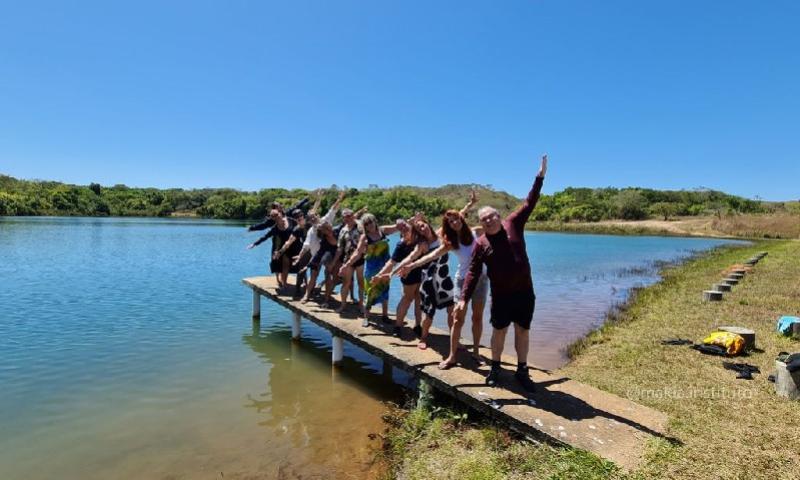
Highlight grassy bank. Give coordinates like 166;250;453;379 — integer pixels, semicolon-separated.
379;404;623;480
529;214;800;239
380;239;800;479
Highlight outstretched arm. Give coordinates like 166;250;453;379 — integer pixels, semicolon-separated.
293;197;311;213
397;243;450;277
392;242;429;274
308;190;323;215
379;224;399;236
460;189;478;217
274;234;298;260
248;227;276;249
507;155;547;230
248;218;274;232
322;190;346;224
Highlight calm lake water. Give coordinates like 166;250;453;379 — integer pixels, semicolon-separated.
0;217;742;479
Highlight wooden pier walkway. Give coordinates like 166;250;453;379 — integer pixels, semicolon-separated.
243;276;669;470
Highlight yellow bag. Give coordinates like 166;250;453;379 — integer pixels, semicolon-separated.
702;331;746;356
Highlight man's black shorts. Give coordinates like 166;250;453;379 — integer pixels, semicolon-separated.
489;290;535;330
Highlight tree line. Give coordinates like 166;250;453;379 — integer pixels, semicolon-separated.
2;174;790;224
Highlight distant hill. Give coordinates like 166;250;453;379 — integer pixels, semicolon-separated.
2;174;796;225
0;174;521;222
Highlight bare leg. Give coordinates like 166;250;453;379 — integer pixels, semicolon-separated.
323;269;334;305
280;256;290;288
382;299;388;317
303;267;320;303
395;283;416;328
441;306;464;368
491;326;508;362
419;313;434;348
355;266;365;313
413;291;422;327
338;266;353;313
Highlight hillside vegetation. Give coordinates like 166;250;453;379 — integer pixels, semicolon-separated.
1;175;796;231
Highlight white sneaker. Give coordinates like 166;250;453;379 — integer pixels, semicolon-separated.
361;317;370;328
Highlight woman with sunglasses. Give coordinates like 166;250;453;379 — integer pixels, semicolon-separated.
247;208;296;288
397;191;488;368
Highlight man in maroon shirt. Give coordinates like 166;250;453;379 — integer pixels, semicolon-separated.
455;155;547;391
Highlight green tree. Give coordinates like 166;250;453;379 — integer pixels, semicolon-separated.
614;190;648;220
649;202;677;220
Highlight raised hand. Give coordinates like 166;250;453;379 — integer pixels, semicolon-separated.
538;154;548;177
246;243;256;250
469;189;478;204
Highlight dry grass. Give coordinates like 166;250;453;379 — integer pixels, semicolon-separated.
535;213;800;239
709;214;800;239
382;240;800;479
562;239;800;480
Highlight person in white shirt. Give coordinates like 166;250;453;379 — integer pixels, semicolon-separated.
292;190;345;302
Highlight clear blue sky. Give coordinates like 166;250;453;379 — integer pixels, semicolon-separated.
1;1;798;200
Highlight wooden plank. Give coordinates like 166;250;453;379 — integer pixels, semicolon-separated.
243;276;670;470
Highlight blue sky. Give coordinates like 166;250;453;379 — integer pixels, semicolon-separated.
1;1;798;200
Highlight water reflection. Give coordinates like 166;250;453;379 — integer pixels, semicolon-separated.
239;319;408;478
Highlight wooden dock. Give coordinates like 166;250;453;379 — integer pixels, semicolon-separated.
243;276;670;470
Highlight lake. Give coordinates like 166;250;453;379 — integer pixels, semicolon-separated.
0;216;742;479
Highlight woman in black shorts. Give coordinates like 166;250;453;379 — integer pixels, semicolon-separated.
373;219;424;338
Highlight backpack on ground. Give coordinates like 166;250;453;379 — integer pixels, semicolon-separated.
701;331;746;356
776;316;800;336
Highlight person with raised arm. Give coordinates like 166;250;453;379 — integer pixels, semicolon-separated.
247;197;310;231
371;219;423;339
454;155;547;391
397;189;488;368
332;208;365;314
293;190;345;298
338;213;398;326
247;208;296;288
301;220;340;306
391;214;455;350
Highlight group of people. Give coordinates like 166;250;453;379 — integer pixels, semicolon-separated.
247;156;548;391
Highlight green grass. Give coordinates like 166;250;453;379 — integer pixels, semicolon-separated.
381;239;800;479
563;239;800;479
379;404;624;480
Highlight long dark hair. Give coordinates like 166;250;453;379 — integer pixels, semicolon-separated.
412;217;437;243
442;210;474;248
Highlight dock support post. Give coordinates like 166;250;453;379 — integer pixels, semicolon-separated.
252;290;261;318
417;378;434;411
332;336;344;365
291;312;301;340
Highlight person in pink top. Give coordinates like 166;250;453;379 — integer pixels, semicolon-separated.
455;155;547;391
